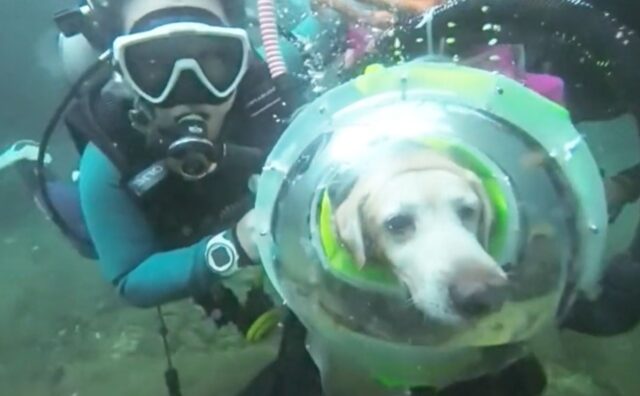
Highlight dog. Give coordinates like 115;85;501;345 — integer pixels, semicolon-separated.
332;142;510;325
282;141;530;396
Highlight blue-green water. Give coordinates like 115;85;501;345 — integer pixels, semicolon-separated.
1;1;639;395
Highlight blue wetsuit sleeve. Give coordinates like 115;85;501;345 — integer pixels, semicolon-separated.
78;144;216;307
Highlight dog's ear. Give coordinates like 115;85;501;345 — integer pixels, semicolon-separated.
466;172;494;249
334;195;369;268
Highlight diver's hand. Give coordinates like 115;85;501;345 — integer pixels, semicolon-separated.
604;177;637;223
562;253;640;336
236;209;260;263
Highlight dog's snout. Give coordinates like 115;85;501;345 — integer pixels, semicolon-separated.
449;265;509;317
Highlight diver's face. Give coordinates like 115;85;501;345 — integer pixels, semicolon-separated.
121;0;228;32
120;0;236;140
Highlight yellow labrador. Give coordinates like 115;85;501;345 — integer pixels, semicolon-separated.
333;144;509;324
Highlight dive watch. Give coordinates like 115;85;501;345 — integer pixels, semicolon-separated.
205;229;240;277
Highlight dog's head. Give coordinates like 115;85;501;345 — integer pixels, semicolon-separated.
331;144;508;324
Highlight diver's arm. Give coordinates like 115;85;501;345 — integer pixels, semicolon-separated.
78;144;222;307
563;164;640;335
611;163;640;201
561;254;640;336
605;164;640;222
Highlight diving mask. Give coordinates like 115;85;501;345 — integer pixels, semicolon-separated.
112;21;250;105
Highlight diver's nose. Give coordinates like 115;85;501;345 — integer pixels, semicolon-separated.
448;264;509;317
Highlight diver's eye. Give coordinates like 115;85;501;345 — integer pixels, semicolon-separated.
457;203;477;222
384;214;415;236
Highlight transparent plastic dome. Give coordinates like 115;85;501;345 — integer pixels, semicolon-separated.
253;60;608;387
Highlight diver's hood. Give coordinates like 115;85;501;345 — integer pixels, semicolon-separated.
253;60;607;378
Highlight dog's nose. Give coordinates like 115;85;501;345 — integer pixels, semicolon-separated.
449;266;509;317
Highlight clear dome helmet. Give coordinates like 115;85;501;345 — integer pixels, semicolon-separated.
252;54;608;386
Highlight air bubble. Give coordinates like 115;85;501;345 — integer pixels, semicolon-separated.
448;21;457;28
488;38;498;46
481;5;490;13
483;24;502;32
446;37;456;45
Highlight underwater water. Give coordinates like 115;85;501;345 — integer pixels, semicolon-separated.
1;0;639;395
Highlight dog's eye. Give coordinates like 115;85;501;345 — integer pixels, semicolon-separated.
384;214;415;235
457;204;477;221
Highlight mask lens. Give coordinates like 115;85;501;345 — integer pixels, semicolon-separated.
123;39;176;99
192;35;245;92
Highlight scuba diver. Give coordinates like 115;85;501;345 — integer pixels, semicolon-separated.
67;0;288;310
28;0;324;395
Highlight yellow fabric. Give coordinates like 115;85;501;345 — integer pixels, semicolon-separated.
245;308;281;343
319;192;399;286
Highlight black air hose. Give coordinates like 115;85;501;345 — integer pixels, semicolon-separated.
36;52;112;240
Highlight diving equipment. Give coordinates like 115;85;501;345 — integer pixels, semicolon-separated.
205;229;241;276
252;59;608;388
165;114;223;180
54;0;119;52
113;21;250;105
